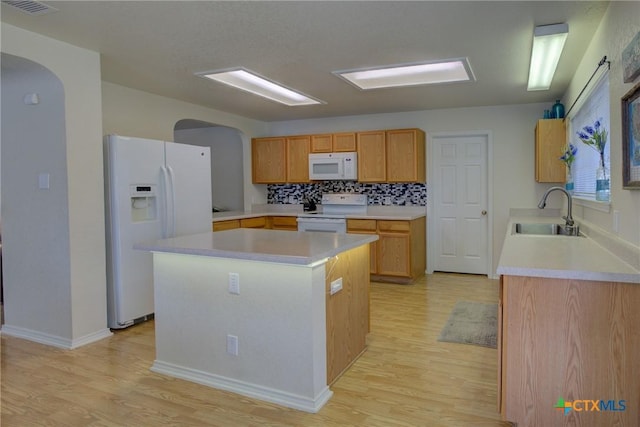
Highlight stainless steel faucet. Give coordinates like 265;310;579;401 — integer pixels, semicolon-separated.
538;186;574;227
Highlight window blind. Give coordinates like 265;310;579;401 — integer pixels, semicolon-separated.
569;73;610;198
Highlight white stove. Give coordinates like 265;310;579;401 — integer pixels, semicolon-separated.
297;193;367;233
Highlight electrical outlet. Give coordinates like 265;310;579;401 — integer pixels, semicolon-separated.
228;272;240;295
226;334;238;356
613;210;620;233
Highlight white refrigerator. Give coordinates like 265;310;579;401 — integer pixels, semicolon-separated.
104;135;212;329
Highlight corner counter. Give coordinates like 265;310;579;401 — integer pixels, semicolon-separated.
136;229;377;413
497;216;639;283
496;216;640;427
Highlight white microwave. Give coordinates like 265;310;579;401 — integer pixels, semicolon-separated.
309;152;358;181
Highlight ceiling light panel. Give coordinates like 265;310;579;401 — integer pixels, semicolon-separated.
335;58;475;90
527;23;569;91
196;69;323;106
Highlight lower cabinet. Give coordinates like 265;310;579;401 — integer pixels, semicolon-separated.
212;219;240;231
344;219;377;274
240;217;268;229
499;275;640;426
347;217;425;283
269;216;298;231
213;216;298;232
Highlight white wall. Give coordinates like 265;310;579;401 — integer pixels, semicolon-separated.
266;103;553;275
174;126;244;212
1;24;109;345
1;54;72;336
102;82;268;209
563;1;640;251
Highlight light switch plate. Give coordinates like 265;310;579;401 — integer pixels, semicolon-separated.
228;272;240;294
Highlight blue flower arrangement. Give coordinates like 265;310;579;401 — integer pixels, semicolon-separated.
559;143;578;170
577;119;607;166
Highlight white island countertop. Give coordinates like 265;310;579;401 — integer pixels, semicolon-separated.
136;228;379;266
497;216;640;284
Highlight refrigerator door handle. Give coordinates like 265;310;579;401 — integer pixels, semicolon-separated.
167;165;177;237
160;166;170;238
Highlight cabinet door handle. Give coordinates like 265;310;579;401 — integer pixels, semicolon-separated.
481;210;487;216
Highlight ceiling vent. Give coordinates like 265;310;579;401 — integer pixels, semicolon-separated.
1;0;58;16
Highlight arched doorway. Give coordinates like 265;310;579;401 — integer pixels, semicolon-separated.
174;119;244;212
1;53;71;331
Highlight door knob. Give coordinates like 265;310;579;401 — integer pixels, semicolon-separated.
481;210;487;216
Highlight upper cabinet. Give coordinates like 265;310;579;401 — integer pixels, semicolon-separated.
286;135;310;183
357;131;387;182
386;129;426;182
332;132;357;152
252;136;310;184
253;127;426;184
252;137;286;183
535;119;565;183
310;133;357;153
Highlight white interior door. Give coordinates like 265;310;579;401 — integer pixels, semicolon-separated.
431;133;490;275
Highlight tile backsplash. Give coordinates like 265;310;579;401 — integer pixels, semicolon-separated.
267;182;427;206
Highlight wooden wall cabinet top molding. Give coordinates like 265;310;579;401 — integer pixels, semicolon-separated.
535;119;566;183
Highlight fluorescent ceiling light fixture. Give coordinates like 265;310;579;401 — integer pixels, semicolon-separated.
334;58;474;90
196;68;322;106
527;23;569;91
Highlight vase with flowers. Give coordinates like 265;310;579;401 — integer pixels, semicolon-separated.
559;143;577;194
577;119;609;201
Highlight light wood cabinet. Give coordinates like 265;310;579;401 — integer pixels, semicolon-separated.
310;133;357;153
286;135;310;183
240;217;268;229
386;129;426;182
535;119;565;183
212;219;240;232
344;219;377;274
325;244;370;384
499;275;640;426
332;132;357;152
347;217;426;283
310;134;333;153
357;131;386;182
252;137;286;183
270;216;298;231
254;128;425;183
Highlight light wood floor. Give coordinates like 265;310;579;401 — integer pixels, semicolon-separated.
1;273;513;426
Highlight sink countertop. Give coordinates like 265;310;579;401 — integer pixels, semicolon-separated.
136;228;379;266
212;204;427;221
497;216;640;284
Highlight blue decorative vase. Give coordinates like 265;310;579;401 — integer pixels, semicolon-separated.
552;100;565;119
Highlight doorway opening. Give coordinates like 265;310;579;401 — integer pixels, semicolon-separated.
174;119;244;212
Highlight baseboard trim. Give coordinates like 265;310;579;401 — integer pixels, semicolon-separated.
151;359;333;413
0;324;112;349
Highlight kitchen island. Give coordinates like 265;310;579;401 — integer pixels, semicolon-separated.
497;215;640;427
136;228;378;413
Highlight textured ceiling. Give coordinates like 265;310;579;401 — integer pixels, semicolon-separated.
1;1;609;122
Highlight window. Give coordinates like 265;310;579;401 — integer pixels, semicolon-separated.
569;74;610;200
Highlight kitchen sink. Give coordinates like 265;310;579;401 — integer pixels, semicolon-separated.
512;222;583;237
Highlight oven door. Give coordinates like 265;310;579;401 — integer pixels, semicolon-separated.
296;217;347;234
